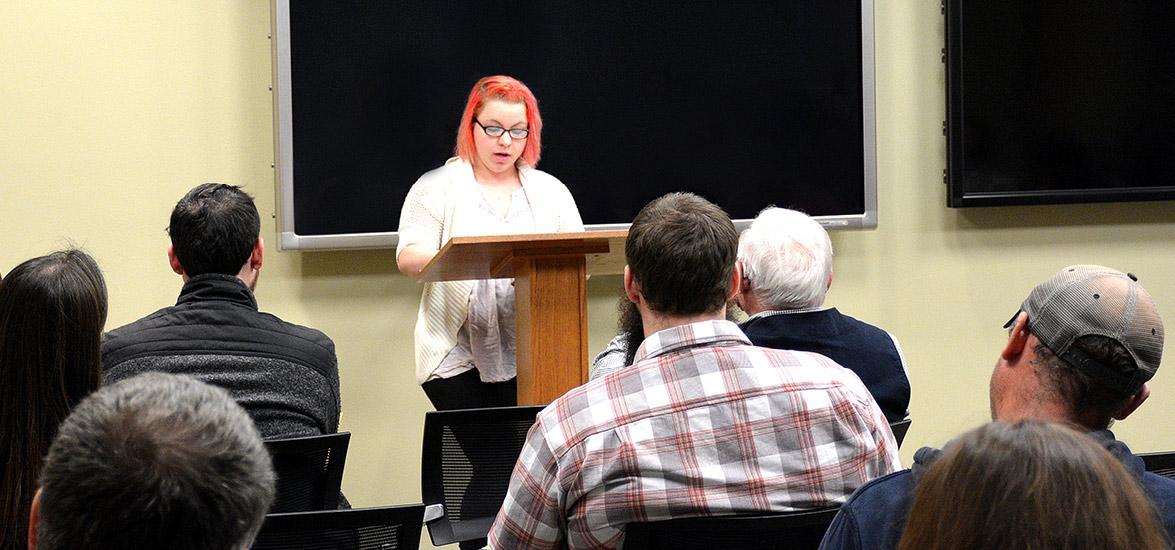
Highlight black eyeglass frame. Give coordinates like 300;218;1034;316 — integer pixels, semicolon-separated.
474;120;529;140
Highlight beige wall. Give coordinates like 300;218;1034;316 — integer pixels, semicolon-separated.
3;2;1174;548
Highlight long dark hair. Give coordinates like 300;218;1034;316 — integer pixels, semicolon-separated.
898;420;1168;550
0;249;107;549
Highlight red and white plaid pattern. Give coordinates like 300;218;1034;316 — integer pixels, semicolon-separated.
488;320;900;549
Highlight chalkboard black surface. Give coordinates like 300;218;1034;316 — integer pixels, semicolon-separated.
273;1;877;250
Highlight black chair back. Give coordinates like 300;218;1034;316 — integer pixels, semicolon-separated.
266;431;350;512
622;506;841;550
252;504;425;550
1140;451;1175;479
420;405;544;546
889;418;912;448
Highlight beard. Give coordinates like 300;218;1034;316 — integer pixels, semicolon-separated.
617;297;644;366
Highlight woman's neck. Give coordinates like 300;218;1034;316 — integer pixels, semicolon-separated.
472;162;521;188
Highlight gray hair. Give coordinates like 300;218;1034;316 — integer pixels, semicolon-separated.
36;372;275;550
737;207;833;310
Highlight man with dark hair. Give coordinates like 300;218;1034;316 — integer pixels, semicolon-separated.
102;183;341;440
28;372;275;550
488;193;898;550
591;207;911;422
820;265;1175;549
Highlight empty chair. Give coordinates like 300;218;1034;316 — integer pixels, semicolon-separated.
1140;451;1175;480
266;431;350;512
890;418;912;448
420;405;544;547
252;504;426;550
622;506;842;550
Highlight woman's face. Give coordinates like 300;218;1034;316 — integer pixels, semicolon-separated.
472;99;528;175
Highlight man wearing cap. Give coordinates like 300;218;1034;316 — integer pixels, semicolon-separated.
819;265;1175;549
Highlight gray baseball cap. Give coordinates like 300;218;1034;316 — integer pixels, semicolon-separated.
1004;265;1164;395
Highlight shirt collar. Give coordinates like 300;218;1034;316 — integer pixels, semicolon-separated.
633;320;751;363
745;306;832;321
177;273;258;310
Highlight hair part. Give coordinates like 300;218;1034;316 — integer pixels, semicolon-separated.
626;192;738;316
36;372;275;550
898;420;1166;550
1031;334;1139;430
0;249;107;548
738;207;833;310
168;183;260;277
454;75;543;168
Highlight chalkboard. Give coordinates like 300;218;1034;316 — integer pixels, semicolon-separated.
273;1;877;250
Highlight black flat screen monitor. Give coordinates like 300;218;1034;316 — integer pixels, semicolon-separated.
946;1;1175;208
273;1;878;250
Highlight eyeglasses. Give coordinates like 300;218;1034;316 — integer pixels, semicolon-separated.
475;120;529;140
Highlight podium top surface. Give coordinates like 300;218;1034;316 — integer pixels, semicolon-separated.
419;230;628;283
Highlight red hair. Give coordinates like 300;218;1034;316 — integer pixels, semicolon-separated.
455;75;543;168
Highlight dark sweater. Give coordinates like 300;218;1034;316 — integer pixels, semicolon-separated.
102;274;340;439
740;308;910;422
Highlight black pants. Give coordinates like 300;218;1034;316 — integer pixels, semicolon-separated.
421;368;517;411
421;369;516;549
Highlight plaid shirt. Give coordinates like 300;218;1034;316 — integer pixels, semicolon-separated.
488;320;900;549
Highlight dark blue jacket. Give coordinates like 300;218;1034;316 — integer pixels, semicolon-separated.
818;430;1175;548
740;308;910;422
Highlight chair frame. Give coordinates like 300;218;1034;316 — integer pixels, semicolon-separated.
254;504;426;550
265;431;351;511
420;405;544;546
889;418;912;448
1139;451;1175;479
622;506;842;550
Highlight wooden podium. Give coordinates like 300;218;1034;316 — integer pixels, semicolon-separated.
419;230;628;405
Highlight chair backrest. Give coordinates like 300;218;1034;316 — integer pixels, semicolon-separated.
420;405;544;546
889;418;912;448
622;506;842;550
251;504;425;550
266;431;350;512
1140;451;1175;479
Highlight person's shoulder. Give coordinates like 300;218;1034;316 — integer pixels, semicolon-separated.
521;166;572;192
829;309;897;339
254;310;338;356
101;306;180;355
411;158;469;191
842;468;916;508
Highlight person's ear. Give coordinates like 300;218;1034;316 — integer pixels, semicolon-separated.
1114;383;1151;421
250;237;264;272
727;261;743;302
28;489;42;549
624;266;642;305
167;245;186;276
826;270;834;291
1001;312;1030;361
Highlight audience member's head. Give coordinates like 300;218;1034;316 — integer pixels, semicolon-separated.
167;183;263;287
898;420;1166;550
624;192;738;329
29;372;275;550
0;249;107;548
991;265;1164;431
736;207;833;314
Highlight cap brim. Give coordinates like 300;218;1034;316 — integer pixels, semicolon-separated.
1003;310;1022;329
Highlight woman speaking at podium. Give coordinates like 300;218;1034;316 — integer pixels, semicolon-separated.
396;76;583;411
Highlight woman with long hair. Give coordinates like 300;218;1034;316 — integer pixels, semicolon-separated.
0;249;107;549
396;75;583;411
898;420;1168;550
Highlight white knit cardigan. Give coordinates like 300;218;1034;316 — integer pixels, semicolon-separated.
396;158;584;384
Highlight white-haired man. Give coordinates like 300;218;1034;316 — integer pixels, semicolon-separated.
592;207;910;422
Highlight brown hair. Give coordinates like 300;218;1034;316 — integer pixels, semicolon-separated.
625;192;737;316
898;420;1168;550
0;249;107;549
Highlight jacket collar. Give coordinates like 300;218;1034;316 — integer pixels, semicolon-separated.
911;428;1144;481
176;273;258;310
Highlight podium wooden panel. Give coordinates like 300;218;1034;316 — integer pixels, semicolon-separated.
419;230;627;405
